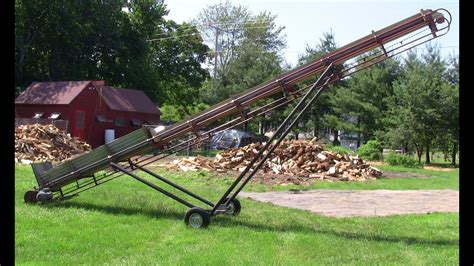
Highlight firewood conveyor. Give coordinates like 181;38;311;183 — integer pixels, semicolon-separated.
25;8;451;228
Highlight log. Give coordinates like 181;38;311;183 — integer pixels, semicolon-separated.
159;139;383;182
15;124;91;163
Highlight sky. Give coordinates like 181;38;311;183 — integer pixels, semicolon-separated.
163;0;459;67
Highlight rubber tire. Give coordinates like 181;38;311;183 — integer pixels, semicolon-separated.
24;190;38;204
184;207;210;229
224;198;241;217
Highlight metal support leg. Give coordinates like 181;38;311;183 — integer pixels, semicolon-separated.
210;63;336;216
131;163;215;207
110;162;195;209
228;76;333;202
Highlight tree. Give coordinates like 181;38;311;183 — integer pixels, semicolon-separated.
296;30;342;144
210;11;285;101
435;54;459;165
15;1;146;87
15;0;210;113
160;102;210;124
119;0;211;110
194;0;251;82
147;20;210;111
384;45;448;163
331;54;400;147
196;3;286;106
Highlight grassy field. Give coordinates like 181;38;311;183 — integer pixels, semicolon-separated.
15;164;459;265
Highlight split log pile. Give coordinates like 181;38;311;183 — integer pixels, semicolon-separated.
163;138;383;181
164;156;225;173
15;124;91;163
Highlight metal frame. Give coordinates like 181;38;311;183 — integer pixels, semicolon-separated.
210;64;336;215
80;64;336;218
35;64;337;212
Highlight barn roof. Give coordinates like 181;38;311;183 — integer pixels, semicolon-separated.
15;81;93;104
15;81;160;115
99;86;160;115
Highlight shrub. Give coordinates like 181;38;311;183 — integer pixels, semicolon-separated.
357;140;383;161
384;152;423;168
325;144;354;155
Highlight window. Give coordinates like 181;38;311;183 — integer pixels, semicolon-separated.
49;112;61;119
114;117;126;127
32;112;44;119
131;119;142;126
145;120;159;126
96;114;108;123
75;111;85;129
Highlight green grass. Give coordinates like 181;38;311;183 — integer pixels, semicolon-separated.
15;164;458;265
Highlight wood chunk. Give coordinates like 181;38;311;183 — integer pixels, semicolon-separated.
160;139;382;182
327;166;337;176
15;124;91;162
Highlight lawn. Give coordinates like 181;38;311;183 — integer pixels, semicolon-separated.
15;164;459;265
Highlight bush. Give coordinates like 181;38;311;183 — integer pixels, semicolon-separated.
384;152;423;168
325;144;354;155
357;140;383;161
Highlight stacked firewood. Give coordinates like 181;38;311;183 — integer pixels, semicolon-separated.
15;124;91;163
165;156;225;173
162;139;383;181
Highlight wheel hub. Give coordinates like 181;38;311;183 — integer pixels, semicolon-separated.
189;213;203;228
226;203;235;215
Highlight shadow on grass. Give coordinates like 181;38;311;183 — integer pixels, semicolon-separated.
42;200;457;247
213;217;458;247
43;201;184;220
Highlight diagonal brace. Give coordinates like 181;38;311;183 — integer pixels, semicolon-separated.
210;63;336;216
110;162;195;208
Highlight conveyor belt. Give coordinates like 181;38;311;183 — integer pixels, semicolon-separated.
27;8;451;208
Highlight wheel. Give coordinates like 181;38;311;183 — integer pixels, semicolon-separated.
24;190;38;204
184;207;210;229
224;198;241;217
36;188;53;203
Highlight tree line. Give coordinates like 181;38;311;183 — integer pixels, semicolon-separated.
15;0;459;164
15;0;208;114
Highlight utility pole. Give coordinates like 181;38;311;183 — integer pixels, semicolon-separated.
212;26;220;94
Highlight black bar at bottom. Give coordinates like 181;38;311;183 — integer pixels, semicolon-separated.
110;163;195;209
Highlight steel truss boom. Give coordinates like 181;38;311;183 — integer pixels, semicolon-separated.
26;8;451;228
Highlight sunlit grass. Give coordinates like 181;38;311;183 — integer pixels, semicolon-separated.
15;164;458;265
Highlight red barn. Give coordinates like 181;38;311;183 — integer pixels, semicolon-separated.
15;80;161;148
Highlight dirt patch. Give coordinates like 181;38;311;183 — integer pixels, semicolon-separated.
423;166;456;172
239;189;459;217
223;169;316;186
381;171;431;179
